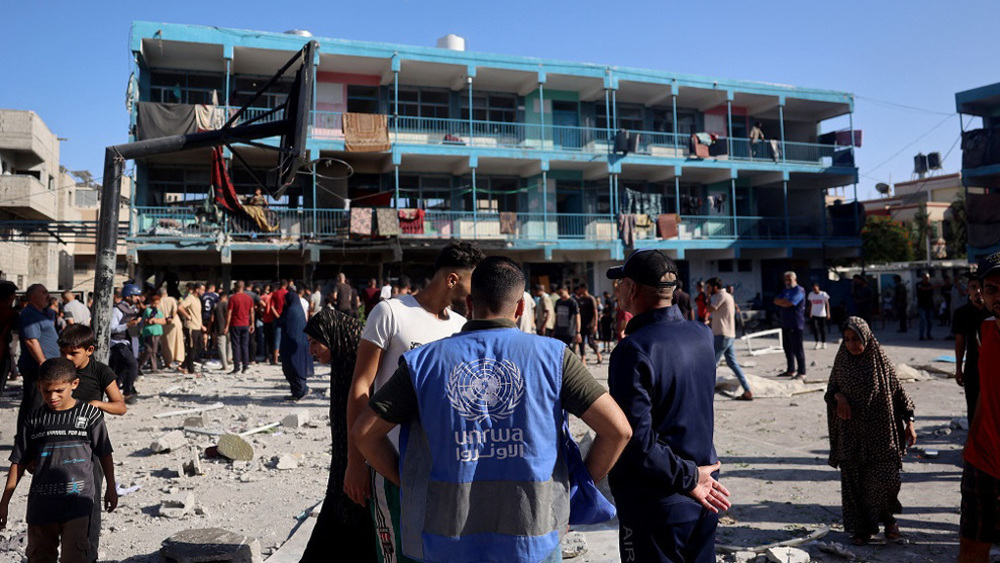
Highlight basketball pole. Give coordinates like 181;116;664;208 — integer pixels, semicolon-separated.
91;42;317;363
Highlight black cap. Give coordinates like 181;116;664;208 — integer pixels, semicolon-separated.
606;249;679;288
978;251;1000;282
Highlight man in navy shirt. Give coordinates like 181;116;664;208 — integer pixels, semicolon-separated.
16;284;60;429
606;250;730;562
774;271;807;379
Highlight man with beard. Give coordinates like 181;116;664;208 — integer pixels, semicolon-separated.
953;273;991;422
345;241;484;563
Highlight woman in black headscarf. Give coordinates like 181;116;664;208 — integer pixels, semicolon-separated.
825;316;917;545
278;288;313;400
300;307;377;562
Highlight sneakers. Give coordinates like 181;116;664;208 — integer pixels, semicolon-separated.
790;373;806;381
822;342;828;349
813;343;822;350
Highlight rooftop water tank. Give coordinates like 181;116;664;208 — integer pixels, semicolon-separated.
436;34;466;51
284;29;313;37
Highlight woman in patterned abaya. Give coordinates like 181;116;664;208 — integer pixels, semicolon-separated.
278;288;313;400
825;316;917;545
300;307;377;562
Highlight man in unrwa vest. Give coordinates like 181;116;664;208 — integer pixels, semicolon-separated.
353;256;632;563
345;241;484;563
606;249;731;562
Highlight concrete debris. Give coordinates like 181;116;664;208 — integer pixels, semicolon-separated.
895;364;933;381
950;417;970;430
238;473;254;483
217;433;254;461
150;430;188;454
935;427;953;436
160;528;263;563
181;448;204;477
764;546;810;563
154;402;225;419
716;373;809;398
194;505;210;516
815;540;857;560
560;531;588;559
158;492;196;518
730;551;759;562
280;411;310;430
274;454;299;470
183;415;206;428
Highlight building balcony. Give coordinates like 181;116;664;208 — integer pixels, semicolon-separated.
0;175;57;220
131;206;857;247
310;112;853;168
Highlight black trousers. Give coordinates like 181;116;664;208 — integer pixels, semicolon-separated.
182;328;203;373
89;454;104;560
965;361;980;423
16;363;42;442
230;326;250;370
109;342;138;395
618;511;718;563
809;316;827;343
263;322;276;357
781;326;806;375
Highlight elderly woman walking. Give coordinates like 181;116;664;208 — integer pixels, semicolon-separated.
278;287;313;400
825;316;917;545
300;307;377;562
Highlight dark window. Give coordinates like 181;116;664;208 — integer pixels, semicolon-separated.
618;105;644;131
231;76;293;109
347;85;380;113
718;260;734;273
397;89;450;119
460;93;517;123
738;259;753;272
149;71;225;104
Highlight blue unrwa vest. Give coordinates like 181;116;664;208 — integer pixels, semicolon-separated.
399;327;569;563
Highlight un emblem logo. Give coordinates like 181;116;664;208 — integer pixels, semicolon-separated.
446;358;525;422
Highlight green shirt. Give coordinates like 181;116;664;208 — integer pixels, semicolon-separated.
141;307;165;337
371;318;606;423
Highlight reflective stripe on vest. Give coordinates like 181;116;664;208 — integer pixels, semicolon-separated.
399;328;569;563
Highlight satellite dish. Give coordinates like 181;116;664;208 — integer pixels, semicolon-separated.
876;182;890;195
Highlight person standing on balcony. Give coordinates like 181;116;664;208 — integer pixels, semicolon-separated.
807;282;831;350
707;278;753;401
774;271;807;380
576;284;603;365
553;286;582;356
606;250;731;562
916;272;936;341
345;242;484;563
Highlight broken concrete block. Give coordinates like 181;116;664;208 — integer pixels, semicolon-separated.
280;411;310;429
151;430;188;454
160;528;263;563
731;551;758;563
274;454;298;470
183;415;206;428
181;448;203;477
560;531;588;558
217;434;254;462
765;546;809;563
950;417;969;430
158;492;195;518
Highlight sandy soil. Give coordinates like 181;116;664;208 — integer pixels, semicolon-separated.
0;323;995;562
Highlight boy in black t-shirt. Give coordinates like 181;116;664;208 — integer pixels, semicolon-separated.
0;358;117;562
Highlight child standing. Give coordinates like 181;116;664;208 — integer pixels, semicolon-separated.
0;357;117;562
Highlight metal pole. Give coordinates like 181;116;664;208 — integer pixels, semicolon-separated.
674;176;681;214
604;89;611;154
312;164;317;236
783;180;790;239
542;170;549;240
394;165;400;209
612;90;618;130
467;76;473;146
730;178;738;237
779;104;787;164
672;92;678;155
539;82;546;148
848;105;855;162
853;182;860;239
393;69;399;146
92;148;125;363
727;99;733;157
472;167;478;239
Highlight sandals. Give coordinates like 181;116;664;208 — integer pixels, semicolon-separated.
734;392;754;401
885;523;901;540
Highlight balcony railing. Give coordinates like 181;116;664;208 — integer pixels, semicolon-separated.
133;206;857;245
310;111;849;166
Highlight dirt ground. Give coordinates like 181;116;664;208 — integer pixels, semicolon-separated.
0;323;996;562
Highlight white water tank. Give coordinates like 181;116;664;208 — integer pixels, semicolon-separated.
284;29;313;37
436;34;466;51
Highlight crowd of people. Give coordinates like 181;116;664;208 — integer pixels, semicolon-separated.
0;247;998;562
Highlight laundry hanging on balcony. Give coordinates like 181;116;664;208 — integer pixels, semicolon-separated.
342;113;391;152
136;102;196;140
499;212;518;235
375;208;400;236
350;208;373;236
210;147;277;232
195;104;227;132
398;209;425;235
620;187;663;218
657;214;679;239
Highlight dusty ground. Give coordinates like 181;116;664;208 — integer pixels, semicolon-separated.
0;323;996;562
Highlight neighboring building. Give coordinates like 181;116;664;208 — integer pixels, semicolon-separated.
0;109;129;291
956;82;1000;259
125;21;862;299
856;172;977;260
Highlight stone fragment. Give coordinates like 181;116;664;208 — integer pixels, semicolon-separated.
181;448;203;477
560;531;588;559
275;454;298;470
765;546;809;563
238;473;254;483
183;415;206;428
732;551;758;563
159;528;263;563
158;492;195;518
150;430;188;454
217;434;254;462
950;417;969;430
281;411;310;429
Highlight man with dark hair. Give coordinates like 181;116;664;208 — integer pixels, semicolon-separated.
575;283;603;365
707;277;752;401
346;241;485;562
362;278;381;314
694;281;709;323
553;286;581;353
333;273;356;316
534;284;555;337
774;271;807;379
959;253;1000;562
674;279;693;321
353;256;631;563
953;273;990;422
179;283;205;375
269;280;290;364
605;250;730;562
226;281;255;374
18;284;61;427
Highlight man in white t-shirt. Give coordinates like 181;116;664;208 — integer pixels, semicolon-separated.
806;282;831;350
346;241;484;563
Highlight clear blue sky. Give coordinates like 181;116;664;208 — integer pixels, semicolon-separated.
2;0;996;199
